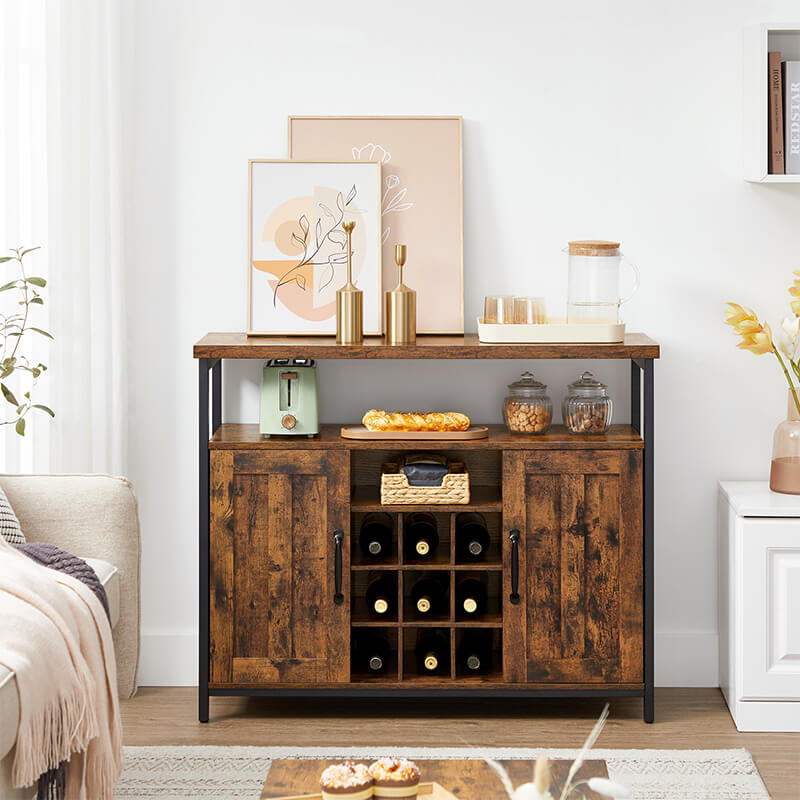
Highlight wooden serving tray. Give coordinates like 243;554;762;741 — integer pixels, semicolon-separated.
271;783;457;800
477;316;626;343
341;425;489;440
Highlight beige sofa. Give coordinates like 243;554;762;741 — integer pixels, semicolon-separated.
0;475;141;799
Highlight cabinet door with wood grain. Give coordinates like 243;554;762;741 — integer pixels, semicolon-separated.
209;449;349;686
503;449;643;685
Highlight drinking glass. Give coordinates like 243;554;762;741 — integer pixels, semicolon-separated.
483;295;514;324
513;296;546;324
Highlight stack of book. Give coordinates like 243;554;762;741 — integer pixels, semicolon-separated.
769;52;800;174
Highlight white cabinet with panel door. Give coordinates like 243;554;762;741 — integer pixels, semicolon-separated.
719;482;800;731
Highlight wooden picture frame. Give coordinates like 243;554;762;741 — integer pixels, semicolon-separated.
289;116;464;334
247;159;382;336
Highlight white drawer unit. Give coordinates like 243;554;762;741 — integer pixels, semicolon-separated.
719;482;800;731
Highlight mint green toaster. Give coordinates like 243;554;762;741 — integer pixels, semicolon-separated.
259;358;319;438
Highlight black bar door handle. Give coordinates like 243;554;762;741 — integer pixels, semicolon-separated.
333;529;344;605
509;528;521;605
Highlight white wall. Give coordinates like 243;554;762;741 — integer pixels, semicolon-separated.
122;0;800;687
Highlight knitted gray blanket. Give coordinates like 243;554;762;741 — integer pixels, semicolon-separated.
14;542;109;620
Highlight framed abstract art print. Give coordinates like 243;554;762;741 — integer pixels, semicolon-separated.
289;116;464;334
247;159;382;336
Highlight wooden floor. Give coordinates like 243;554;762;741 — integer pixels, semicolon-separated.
121;688;798;799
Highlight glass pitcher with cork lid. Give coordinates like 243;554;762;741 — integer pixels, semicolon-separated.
565;240;640;324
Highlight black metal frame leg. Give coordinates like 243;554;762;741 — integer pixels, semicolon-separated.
633;358;655;723
198;358;221;722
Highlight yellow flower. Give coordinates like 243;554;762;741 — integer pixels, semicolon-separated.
725;303;774;355
789;272;800;307
737;322;774;355
724;302;756;327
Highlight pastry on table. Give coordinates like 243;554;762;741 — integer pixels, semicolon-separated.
319;762;374;800
368;758;421;798
362;409;470;432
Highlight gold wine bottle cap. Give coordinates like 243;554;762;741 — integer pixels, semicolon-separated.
415;540;430;556
374;598;389;614
416;596;431;613
463;598;478;614
424;653;438;671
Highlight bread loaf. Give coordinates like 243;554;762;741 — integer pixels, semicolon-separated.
362;409;471;432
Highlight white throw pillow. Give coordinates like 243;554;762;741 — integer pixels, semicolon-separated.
0;484;24;544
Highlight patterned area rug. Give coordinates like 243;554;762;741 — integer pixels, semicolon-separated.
116;745;771;800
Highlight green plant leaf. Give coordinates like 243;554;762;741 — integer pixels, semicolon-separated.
29;327;53;339
0;281;18;291
15;417;25;436
33;404;54;417
1;384;18;406
30;297;43;304
26;277;46;287
20;247;40;257
0;257;13;263
31;368;40;378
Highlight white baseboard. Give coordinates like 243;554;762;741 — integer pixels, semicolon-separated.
139;630;198;686
655;632;719;687
138;630;720;688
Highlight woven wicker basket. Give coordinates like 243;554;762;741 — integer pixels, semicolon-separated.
380;461;470;505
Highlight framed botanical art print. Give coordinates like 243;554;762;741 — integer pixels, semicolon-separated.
248;159;382;336
289;116;464;334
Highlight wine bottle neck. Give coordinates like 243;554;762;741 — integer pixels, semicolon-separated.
369;655;384;671
423;652;438;670
373;598;389;614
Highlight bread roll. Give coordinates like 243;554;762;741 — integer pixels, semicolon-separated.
362;409;471;432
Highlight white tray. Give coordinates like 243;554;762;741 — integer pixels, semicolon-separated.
477;317;625;343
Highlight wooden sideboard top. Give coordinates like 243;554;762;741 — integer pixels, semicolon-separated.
194;332;660;360
209;423;644;449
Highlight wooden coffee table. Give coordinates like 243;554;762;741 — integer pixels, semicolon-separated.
261;759;608;800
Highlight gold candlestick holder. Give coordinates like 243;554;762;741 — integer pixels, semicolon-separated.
385;244;416;345
336;221;363;345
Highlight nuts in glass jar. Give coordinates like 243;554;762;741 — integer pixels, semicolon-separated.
565;406;609;433
505;400;552;433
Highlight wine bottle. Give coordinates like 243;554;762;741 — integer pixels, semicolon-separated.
458;631;492;673
405;512;439;558
455;512;490;561
415;632;448;674
455;577;488;616
410;576;446;616
365;575;396;617
354;631;392;673
359;513;393;558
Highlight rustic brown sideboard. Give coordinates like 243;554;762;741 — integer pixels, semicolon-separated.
194;333;658;722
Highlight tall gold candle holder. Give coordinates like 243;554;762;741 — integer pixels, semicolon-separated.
385;244;416;345
336;220;363;345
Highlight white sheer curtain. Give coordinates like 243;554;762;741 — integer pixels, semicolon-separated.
0;0;126;475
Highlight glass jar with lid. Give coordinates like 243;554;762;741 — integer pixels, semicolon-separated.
503;372;552;434
562;371;613;434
